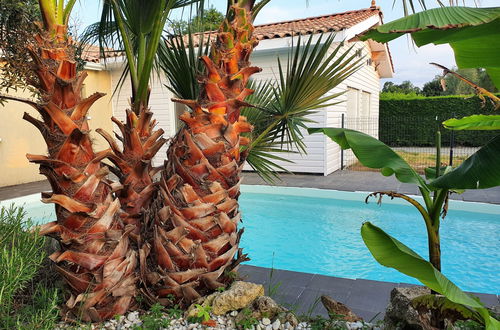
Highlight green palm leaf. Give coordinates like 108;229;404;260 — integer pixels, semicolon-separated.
242;34;362;181
79;0;202;110
158;29;211;99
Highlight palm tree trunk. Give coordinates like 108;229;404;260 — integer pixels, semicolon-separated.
145;1;259;305
18;7;137;322
97;103;166;244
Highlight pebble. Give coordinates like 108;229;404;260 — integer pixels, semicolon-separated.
262;317;271;326
349;321;364;329
54;308;380;330
126;311;138;322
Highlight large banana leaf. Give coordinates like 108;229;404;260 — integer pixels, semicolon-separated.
361;222;499;329
360;7;500;88
431;135;500;189
308;127;428;189
443;115;500;131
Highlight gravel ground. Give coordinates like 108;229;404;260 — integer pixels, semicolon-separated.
56;310;379;330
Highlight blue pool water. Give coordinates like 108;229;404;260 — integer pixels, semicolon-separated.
238;186;500;295
1;186;499;294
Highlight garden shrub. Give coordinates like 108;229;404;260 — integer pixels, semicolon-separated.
379;94;500;146
0;205;60;329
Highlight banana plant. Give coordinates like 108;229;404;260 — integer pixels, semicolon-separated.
360;6;500;134
309;127;500;327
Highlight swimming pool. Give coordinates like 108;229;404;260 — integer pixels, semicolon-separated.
1;185;499;294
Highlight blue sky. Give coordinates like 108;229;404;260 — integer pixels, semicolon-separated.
73;0;497;87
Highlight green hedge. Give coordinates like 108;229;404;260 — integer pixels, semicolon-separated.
379;94;500;147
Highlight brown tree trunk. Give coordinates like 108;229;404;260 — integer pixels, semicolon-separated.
143;1;260;306
19;21;137;322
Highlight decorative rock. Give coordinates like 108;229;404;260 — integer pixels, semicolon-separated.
253;296;287;319
321;295;362;322
230;310;238;317
282;312;299;327
262;317;271;326
384;286;432;330
272;319;281;329
265;325;272;330
211;281;264;315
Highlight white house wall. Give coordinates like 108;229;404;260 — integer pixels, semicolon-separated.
246;50;327;174
108;35;381;175
325;41;381;172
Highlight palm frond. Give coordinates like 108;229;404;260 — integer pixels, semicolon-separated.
78;0;203;111
158;29;211;100
242;33;363;181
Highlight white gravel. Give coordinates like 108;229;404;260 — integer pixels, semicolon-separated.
56;311;378;330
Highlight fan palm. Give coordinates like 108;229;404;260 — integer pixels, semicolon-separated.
150;1;361;305
0;0;136;322
79;0;203;245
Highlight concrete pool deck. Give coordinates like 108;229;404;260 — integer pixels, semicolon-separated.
2;170;500;203
0;171;498;320
238;265;499;320
242;171;500;204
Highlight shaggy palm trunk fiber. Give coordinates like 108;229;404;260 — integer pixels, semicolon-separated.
143;2;260;306
22;21;137;322
97;103;166;245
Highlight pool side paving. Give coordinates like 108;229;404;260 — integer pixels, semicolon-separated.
1;171;498;320
239;265;499;321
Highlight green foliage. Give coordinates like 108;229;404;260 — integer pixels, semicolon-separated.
242;33;362;182
382;81;421;95
80;0;200;110
360;6;500;88
311;126;500;328
360;222;499;329
158;29;210;100
194;303;211;322
379;95;500;147
412;294;480;323
0;205;60;329
422;79;444;97
422;68;498;97
308;128;428;188
169;6;224;33
236;308;259;329
0;0;41;100
443;115;500;131
138;303;177;329
431;135;500;189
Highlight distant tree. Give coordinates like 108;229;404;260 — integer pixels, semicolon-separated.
0;0;40;96
422;79;445;97
422;68;499;96
168;6;224;34
382;80;421;94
